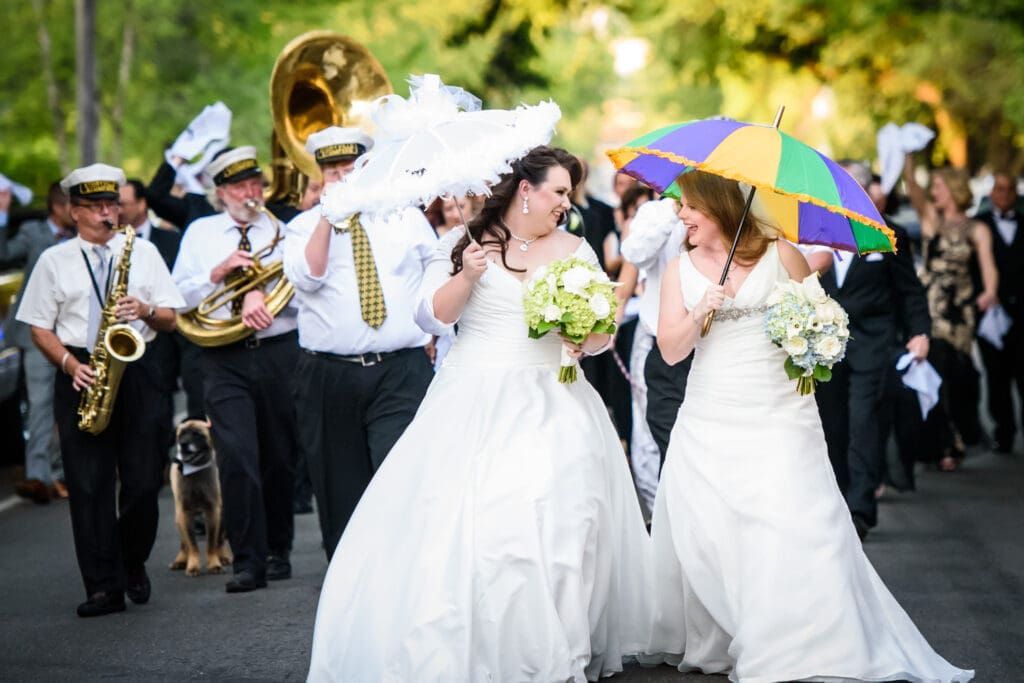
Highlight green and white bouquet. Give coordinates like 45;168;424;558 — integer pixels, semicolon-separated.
763;273;850;395
523;256;617;383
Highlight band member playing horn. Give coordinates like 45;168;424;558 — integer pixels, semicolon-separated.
16;164;183;617
171;146;301;592
283;127;437;560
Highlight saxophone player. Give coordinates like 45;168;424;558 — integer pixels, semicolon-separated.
171;146;301;592
15;164;184;617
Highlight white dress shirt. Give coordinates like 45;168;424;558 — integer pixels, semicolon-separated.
172;210;298;339
133;218;153;242
283;207;437;354
16;232;184;346
619;199;686;335
832;249;855;288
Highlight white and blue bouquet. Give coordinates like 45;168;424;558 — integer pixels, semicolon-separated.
523;256;617;383
764;274;850;395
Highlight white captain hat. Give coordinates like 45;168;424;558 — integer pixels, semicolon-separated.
205;146;262;186
60;163;126;201
305;127;374;164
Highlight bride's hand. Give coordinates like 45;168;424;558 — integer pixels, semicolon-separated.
558;334;585;360
691;284;726;319
461;241;488;282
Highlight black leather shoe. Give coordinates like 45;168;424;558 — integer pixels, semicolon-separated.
225;570;267;593
77;591;126;618
125;568;151;605
267;553;292;581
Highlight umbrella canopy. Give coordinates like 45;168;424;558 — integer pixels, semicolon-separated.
320;74;561;223
607;118;895;254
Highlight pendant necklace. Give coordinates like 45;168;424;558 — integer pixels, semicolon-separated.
500;218;539;252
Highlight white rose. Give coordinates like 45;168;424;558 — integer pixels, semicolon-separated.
801;273;828;304
786;320;804;338
766;286;786;306
543;304;563;322
561;266;595;296
782;335;809;356
814;303;835;324
808;318;824;332
546;274;558;294
837;325;850;338
814;335;843;360
589;293;611;319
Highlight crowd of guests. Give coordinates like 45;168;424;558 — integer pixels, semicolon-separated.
0;110;1021;622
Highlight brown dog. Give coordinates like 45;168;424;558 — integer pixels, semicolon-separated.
169;420;231;576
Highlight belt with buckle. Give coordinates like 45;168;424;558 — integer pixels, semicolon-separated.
303;347;421;367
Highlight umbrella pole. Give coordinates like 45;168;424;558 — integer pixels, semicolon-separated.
449;195;476;245
700;105;785;338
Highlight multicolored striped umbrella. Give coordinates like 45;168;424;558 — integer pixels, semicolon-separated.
606;118;895;254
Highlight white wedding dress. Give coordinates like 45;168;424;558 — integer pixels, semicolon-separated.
646;243;973;683
308;236;651;682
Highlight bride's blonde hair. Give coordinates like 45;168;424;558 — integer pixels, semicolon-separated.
677;170;776;265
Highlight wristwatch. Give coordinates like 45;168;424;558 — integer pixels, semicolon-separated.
146;304;156;320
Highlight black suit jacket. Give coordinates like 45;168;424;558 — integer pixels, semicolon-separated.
147;226;182;271
571;196;617;272
974;208;1024;321
146;161;299;232
821;225;931;373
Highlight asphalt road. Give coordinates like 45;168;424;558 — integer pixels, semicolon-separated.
1;448;1021;682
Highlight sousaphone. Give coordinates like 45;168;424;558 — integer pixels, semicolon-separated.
177;32;392;347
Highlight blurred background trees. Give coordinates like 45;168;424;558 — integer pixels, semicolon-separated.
2;0;1022;202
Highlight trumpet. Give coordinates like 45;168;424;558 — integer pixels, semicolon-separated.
176;201;295;347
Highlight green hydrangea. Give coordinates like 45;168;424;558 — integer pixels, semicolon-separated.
523;256;617;343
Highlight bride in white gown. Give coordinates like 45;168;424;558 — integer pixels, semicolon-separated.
647;170;973;683
307;146;651;682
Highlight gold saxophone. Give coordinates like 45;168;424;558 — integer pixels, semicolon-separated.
77;225;146;434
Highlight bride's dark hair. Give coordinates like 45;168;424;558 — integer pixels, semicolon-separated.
450;145;583;274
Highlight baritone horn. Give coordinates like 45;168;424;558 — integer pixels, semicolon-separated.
175;202;294;347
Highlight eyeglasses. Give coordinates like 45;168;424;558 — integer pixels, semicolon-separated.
77;200;121;212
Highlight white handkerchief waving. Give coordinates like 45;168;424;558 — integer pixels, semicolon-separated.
0;172;33;206
896;352;942;420
877;122;935;195
978;304;1012;350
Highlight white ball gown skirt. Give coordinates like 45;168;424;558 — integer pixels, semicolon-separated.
645;247;973;683
307;265;651;682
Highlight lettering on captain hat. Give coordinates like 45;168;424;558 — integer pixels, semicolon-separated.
60;163;127;201
305;127;374;165
206;146;262;186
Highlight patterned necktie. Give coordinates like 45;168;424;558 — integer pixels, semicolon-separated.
86;245;109;352
349;216;387;328
231;225;251;315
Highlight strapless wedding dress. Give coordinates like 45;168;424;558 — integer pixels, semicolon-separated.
308;239;651;682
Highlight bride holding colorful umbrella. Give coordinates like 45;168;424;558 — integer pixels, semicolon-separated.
608;113;972;682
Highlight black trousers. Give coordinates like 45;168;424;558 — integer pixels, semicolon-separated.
294;347;433;560
644;344;691;465
978;326;1024;449
54;346;166;598
175;332;206;421
815;361;887;527
201;332;299;576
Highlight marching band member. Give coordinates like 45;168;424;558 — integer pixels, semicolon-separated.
171;147;300;592
16;164;183;617
283;127;437;560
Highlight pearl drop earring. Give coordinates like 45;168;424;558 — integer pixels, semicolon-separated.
522;196;529;214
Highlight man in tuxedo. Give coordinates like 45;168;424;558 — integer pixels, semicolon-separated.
974;172;1024;452
815;161;931;541
2;181;75;503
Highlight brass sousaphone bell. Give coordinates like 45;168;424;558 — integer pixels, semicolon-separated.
177;32;393;347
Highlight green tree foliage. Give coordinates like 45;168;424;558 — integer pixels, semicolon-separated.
1;0;1021;206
